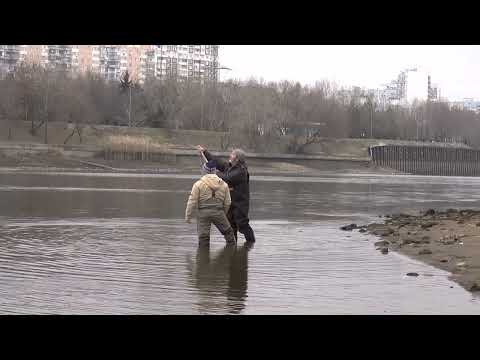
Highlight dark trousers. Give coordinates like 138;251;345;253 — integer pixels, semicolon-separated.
227;207;255;243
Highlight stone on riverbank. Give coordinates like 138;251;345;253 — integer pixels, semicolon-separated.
374;240;390;247
372;227;394;236
359;207;480;294
470;282;480;292
340;224;357;231
421;222;438;229
400;238;413;246
418;249;433;255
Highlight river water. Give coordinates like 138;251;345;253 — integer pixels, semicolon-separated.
1;170;480;314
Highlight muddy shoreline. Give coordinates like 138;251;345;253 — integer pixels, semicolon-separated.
0;152;392;176
343;209;480;293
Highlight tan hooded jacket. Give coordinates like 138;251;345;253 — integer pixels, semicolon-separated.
185;174;231;220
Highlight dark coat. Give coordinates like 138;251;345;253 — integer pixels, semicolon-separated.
203;150;250;219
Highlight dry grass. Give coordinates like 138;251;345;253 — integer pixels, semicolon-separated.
103;135;174;162
104;135;171;153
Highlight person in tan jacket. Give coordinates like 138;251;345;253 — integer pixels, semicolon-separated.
185;160;236;245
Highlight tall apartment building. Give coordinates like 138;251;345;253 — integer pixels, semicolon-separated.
0;45;28;73
127;45;151;82
42;45;80;72
78;45;93;74
6;45;80;73
449;98;480;114
139;45;219;83
0;45;220;83
24;45;43;65
89;45;128;81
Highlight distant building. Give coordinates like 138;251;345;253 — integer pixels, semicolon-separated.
89;46;128;81
461;98;480;113
3;45;80;75
427;75;440;102
448;98;480;113
43;45;79;73
0;45;27;74
0;44;220;83
139;45;219;83
338;86;393;111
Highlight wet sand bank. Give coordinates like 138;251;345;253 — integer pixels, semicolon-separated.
0;151;390;176
344;209;480;293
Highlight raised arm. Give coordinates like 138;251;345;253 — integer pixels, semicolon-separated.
205;150;229;172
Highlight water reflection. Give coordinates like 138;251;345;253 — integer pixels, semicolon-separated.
187;243;252;314
3;172;480;313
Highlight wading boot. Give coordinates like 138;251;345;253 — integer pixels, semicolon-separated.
243;226;256;243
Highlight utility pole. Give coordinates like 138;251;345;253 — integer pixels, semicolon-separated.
129;84;132;127
207;66;231;130
360;94;375;138
44;75;50;144
201;80;204;130
370;100;374;138
415;111;419;141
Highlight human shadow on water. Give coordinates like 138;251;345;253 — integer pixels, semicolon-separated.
187;243;252;314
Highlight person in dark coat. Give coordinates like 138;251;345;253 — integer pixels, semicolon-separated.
197;145;256;243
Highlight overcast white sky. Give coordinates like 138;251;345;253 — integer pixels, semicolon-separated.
219;45;480;102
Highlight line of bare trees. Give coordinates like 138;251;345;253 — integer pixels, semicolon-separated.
1;64;479;152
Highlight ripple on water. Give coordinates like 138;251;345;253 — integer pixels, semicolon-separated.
0;218;477;314
1;172;480;314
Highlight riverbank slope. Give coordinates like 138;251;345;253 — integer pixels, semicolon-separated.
350;209;480;293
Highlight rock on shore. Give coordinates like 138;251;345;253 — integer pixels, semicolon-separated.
344;208;480;293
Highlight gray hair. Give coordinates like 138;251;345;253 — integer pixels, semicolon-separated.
232;148;246;164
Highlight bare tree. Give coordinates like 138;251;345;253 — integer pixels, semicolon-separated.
2;65;480;151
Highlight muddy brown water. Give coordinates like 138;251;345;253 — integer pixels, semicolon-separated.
1;170;480;314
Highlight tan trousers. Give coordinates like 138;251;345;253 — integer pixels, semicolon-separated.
197;207;236;245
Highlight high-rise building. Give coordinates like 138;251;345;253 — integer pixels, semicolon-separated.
427;75;439;102
127;45;151;82
6;45;80;74
0;44;220;83
89;45;128;81
24;45;43;65
139;45;219;83
0;45;28;74
78;45;93;74
42;45;80;72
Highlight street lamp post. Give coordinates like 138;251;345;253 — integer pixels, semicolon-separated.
128;84;132;127
212;66;231;127
201;65;231;130
214;66;232;83
44;74;50;144
360;94;374;139
370;102;373;138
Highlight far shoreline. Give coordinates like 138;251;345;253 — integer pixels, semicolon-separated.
0;149;394;177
